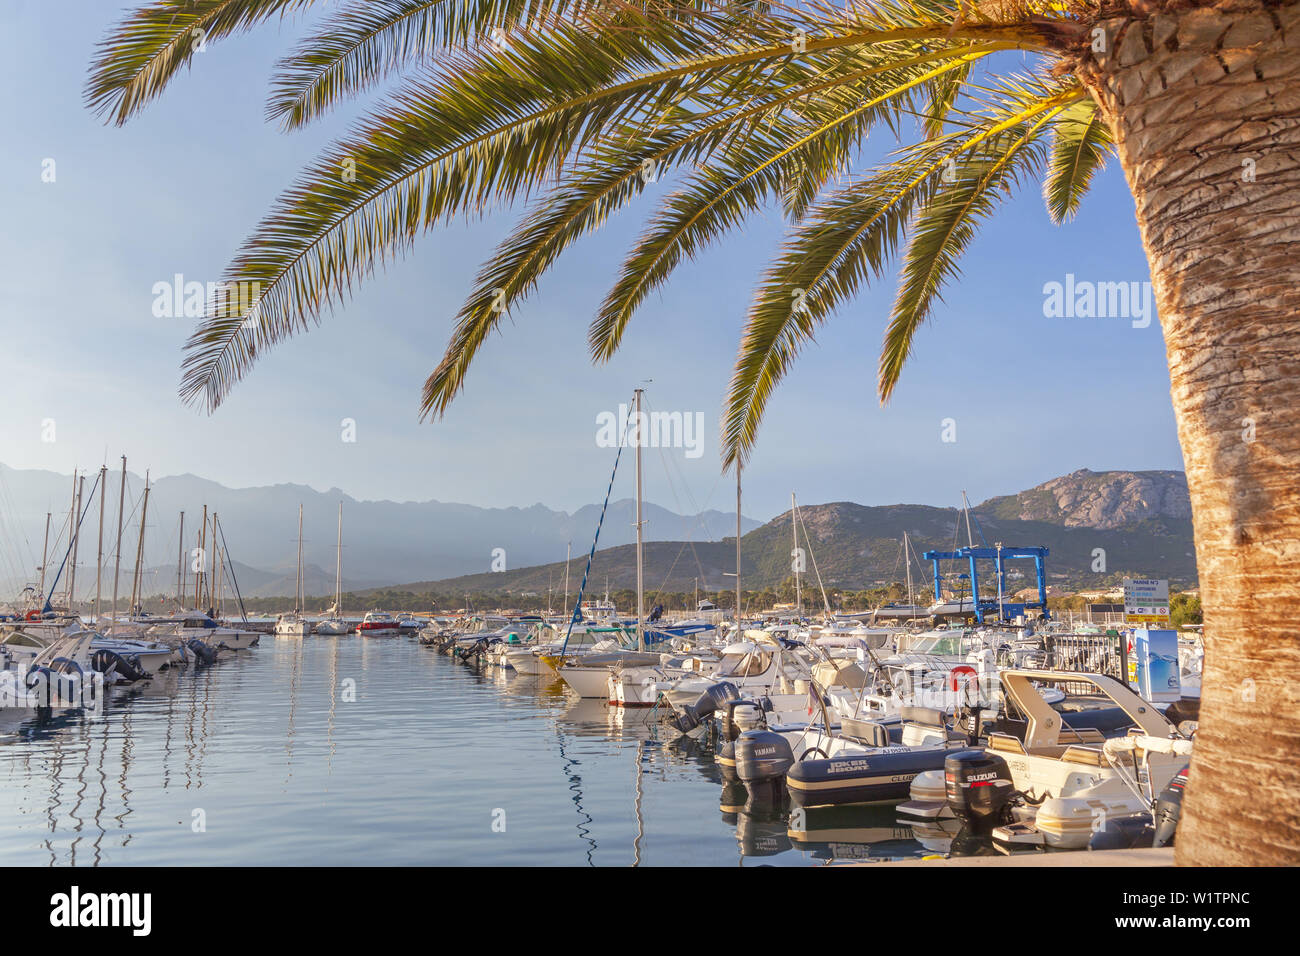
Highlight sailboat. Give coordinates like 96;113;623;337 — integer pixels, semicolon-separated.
316;502;349;635
274;504;310;637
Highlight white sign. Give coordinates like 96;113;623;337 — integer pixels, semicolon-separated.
1124;578;1170;624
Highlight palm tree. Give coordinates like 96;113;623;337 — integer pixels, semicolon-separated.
88;0;1299;863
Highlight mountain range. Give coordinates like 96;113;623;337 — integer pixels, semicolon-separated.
0;462;756;599
0;464;1196;602
379;468;1198;598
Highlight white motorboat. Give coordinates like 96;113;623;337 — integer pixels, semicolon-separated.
153;613;262;649
553;645;662;698
898;668;1191;852
664;636;814;713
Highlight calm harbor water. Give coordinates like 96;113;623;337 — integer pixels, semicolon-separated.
0;637;927;866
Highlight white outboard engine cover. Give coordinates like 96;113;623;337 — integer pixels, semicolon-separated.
732;702;766;733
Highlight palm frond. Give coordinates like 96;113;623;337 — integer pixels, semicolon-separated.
589;49;995;366
181;10;1052;412
267;0;595;129
86;0;316;125
878;91;1077;404
1042;97;1111;224
721;78;1083;466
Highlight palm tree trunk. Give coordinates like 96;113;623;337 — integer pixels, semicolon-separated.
1076;1;1300;864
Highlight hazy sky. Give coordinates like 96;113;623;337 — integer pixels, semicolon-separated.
0;2;1184;523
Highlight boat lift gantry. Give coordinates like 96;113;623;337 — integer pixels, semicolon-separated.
922;544;1050;624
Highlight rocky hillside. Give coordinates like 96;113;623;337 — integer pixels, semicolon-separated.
978;469;1191;529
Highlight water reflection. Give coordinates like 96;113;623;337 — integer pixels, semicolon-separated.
2;643;940;866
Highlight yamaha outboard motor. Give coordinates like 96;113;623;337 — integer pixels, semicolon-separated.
1152;765;1189;847
945;750;1014;836
187;639;219;667
670;681;740;735
734;729;796;806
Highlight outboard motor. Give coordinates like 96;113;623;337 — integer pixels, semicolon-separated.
187;639;219;667
92;649;149;683
722;699;767;741
945;750;1015;836
670;681;740;735
25;658;87;711
1152;765;1189;847
734;729;795;806
735;730;795;783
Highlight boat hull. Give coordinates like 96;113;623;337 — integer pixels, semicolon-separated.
787;748;951;809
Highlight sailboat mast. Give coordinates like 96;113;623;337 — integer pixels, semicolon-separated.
208;512;219;612
633;388;645;653
177;512;185;606
735;464;742;627
67;472;81;609
95;465;107;621
905;530;914;611
334;501;343;618
130;473;150;617
962;490;974;547
563;542;571;616
195;505;207;611
112;457;126;620
38;512;50;605
791;491;801;615
296;503;304;614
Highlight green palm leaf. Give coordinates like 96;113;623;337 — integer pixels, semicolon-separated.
86;0;317;124
1042;97;1111;224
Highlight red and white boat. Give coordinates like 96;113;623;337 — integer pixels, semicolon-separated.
356;611;401;637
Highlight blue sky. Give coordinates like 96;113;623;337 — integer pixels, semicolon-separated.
0;2;1184;523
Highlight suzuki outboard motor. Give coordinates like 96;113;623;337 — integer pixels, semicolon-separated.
670;681;740;735
734;729;795;806
187;639;219;667
945;750;1014;836
1152;765;1188;847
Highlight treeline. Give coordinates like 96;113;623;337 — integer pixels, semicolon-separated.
224;583;1203;625
228;577;922;615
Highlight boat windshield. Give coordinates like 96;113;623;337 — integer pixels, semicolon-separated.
717;651;772;678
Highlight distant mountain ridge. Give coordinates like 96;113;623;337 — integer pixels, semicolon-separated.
0;464;1195;600
0;463;757;598
386;469;1199;597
